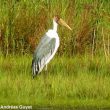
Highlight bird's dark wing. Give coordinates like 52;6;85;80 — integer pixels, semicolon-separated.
32;35;56;76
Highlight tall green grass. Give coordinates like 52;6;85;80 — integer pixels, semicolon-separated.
0;0;110;56
0;55;110;108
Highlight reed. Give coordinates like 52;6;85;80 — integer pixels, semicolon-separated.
0;0;110;57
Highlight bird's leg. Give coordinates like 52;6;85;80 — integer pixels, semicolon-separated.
45;64;47;71
44;64;48;75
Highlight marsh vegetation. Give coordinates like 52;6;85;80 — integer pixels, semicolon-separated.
0;0;110;108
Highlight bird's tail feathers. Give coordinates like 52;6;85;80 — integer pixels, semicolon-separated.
32;59;40;77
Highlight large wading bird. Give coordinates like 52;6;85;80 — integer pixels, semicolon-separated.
32;16;72;78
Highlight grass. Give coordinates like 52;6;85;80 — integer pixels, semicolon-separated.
0;0;110;55
0;55;110;109
0;0;110;109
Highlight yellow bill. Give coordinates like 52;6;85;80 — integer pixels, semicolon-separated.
58;18;72;31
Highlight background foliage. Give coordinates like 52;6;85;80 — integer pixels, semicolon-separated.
0;0;110;57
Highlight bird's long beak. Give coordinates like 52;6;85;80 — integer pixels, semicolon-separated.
58;18;72;31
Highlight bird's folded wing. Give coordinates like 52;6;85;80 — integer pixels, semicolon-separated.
33;35;56;70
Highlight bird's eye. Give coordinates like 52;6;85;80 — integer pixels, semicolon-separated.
54;15;60;23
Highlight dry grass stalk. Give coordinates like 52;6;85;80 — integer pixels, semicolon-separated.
102;27;108;62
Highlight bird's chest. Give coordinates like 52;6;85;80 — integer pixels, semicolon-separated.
55;36;60;49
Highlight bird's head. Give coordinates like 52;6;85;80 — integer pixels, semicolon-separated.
53;15;72;31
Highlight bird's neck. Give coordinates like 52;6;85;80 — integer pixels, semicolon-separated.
53;20;58;32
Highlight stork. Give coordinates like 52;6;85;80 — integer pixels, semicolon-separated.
32;16;72;78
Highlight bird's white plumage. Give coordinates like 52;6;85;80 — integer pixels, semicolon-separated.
45;29;59;64
45;20;60;64
32;18;60;76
